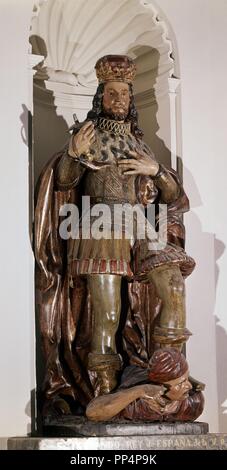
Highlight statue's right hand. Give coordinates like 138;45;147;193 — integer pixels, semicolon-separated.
72;121;95;158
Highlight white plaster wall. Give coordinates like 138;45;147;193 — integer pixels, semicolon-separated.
0;0;35;436
0;0;226;435
210;2;227;433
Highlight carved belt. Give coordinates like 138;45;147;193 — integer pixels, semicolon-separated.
89;196;136;206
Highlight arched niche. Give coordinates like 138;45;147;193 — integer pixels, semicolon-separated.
29;0;183;429
30;0;181;184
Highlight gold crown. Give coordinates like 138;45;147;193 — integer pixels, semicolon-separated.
95;55;136;84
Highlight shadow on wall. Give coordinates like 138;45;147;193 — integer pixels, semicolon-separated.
133;46;172;170
181;162;226;431
214;237;227;433
138;93;172;170
19;104;37;434
20;104;30;146
215;317;227;432
25;389;37;436
30;35;69;186
148;99;172;169
20;104;34;246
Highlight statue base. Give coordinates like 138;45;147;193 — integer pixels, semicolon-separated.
5;430;227;450
42;416;208;437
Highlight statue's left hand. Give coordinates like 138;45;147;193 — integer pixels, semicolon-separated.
118;150;159;176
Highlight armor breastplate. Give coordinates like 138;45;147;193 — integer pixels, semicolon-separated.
83;128;139;204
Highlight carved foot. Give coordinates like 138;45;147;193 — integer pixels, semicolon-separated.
88;352;122;396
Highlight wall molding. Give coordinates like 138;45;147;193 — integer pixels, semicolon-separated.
31;0;181;165
31;0;175;89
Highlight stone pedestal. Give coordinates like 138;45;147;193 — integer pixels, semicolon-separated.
2;419;226;451
5;433;227;450
42;417;208;438
1;420;226;450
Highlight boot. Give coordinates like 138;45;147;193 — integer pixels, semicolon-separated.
88;352;122;396
153;325;191;351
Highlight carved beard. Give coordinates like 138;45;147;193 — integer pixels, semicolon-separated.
103;107;129;122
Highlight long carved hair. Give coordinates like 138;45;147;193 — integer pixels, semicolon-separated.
86;83;144;139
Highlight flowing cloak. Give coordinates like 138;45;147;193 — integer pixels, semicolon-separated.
34;149;195;409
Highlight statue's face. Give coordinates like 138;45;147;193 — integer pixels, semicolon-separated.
102;81;130;121
164;370;192;401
